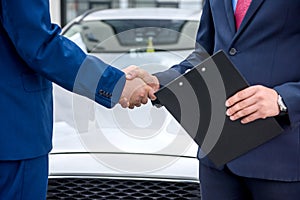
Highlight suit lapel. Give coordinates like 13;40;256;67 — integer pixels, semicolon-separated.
224;0;236;35
236;0;265;34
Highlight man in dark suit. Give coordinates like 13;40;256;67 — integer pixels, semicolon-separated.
128;0;300;199
0;0;155;199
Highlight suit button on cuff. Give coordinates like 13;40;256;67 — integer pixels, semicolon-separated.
99;90;112;98
229;48;237;56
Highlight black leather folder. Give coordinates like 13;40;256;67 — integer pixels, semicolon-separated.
154;50;283;166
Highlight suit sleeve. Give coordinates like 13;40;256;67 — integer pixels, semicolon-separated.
0;0;125;108
155;0;215;87
274;84;300;126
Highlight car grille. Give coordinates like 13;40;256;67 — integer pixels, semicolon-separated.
47;177;201;200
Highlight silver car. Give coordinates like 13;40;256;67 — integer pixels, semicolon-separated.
48;8;201;199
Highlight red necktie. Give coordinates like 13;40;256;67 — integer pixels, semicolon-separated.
235;0;252;30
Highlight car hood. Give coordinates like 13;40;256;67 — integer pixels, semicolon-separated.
51;117;198;179
52;119;198;155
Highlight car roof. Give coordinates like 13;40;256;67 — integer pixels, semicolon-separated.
82;8;201;21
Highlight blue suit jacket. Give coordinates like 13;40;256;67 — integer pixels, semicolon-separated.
0;0;125;160
156;0;300;181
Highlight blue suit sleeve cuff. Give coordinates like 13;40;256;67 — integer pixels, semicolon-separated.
73;55;125;108
95;66;126;108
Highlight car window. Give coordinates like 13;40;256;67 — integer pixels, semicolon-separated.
64;19;199;53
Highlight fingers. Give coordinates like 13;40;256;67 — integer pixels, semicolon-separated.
226;95;257;116
122;65;160;92
226;86;256;107
122;65;139;76
141;92;149;104
240;111;265;124
122;65;141;80
119;97;129;108
119;77;153;109
228;104;258;122
145;75;160;92
226;85;280;124
129;85;153;108
123;65;159;108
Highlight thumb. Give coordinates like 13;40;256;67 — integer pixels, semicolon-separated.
125;70;139;80
125;73;133;80
123;65;139;80
148;88;157;100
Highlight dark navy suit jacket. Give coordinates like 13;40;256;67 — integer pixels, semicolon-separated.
0;0;125;160
156;0;300;181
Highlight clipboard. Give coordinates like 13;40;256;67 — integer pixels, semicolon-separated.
154;50;283;167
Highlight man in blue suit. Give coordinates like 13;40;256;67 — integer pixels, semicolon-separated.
129;0;300;199
0;0;155;199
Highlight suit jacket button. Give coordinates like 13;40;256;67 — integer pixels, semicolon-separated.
229;48;237;56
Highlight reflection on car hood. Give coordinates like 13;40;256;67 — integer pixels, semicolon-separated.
52;119;198;158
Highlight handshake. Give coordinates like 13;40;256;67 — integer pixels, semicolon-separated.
119;65;160;109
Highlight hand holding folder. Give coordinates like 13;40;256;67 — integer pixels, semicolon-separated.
154;50;283;167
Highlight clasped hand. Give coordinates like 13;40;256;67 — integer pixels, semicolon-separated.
119;65;159;109
226;85;280;124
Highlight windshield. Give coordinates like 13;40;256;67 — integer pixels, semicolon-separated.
64;19;199;53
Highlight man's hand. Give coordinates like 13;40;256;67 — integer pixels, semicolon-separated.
123;65;160;100
119;77;154;109
225;85;280;124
